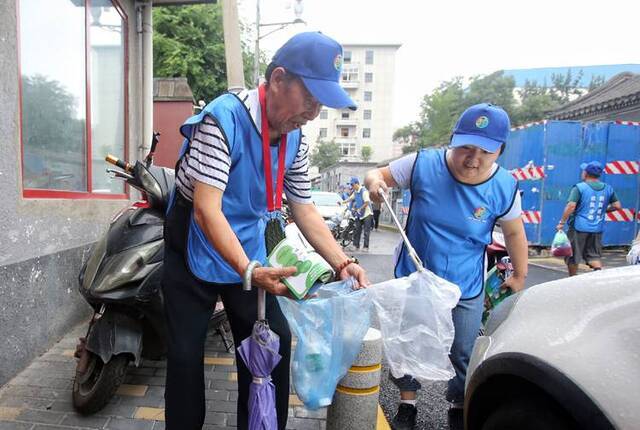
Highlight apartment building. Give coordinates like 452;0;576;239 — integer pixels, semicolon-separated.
303;43;401;168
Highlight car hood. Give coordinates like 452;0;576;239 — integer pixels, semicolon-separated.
473;265;640;428
316;205;341;219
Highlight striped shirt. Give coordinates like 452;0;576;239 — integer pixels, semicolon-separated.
176;88;312;204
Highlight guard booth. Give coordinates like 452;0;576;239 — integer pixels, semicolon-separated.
500;120;640;246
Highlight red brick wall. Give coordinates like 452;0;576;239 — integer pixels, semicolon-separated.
153;101;193;169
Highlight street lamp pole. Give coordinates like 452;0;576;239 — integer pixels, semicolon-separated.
253;0;305;87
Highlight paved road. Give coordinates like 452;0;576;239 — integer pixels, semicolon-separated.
354;229;569;430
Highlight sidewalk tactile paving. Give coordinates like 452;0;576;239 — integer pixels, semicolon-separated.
0;406;21;420
116;384;149;397
134;407;165;421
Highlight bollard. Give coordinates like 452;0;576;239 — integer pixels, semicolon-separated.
326;327;382;430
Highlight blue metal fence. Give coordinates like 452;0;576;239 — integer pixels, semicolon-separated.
501;120;640;246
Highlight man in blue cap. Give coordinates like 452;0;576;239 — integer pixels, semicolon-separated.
556;161;621;276
162;32;368;430
366;103;529;429
342;176;373;250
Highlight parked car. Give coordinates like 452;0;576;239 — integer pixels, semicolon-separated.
310;191;343;220
465;265;640;430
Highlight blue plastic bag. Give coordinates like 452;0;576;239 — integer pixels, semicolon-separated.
276;278;371;409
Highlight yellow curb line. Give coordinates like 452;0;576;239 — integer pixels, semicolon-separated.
377;404;391;430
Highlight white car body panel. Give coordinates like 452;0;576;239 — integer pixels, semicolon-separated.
468;265;640;429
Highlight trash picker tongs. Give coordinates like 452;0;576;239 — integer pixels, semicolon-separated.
377;189;425;273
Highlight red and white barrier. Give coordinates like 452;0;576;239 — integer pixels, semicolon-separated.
511;166;545;181
604;161;640;175
614;120;640;126
605;208;636;222
522;210;541;224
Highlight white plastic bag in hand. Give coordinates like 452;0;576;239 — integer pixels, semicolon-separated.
627;241;640;265
368;270;461;381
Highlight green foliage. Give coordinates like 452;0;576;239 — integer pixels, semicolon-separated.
360;145;373;162
153;4;259;104
310;140;341;171
395;69;606;152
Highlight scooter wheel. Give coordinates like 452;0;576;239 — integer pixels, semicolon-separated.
72;351;129;415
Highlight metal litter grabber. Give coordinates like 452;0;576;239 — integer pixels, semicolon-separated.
377;189;425;273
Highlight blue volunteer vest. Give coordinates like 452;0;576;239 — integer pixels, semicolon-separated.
353;187;367;218
573;181;613;233
174;92;302;284
395;149;518;299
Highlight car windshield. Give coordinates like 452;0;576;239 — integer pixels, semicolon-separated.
311;192;341;206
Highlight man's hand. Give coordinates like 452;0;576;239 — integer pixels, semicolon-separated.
556;221;565;231
500;274;525;293
251;266;297;297
338;263;370;289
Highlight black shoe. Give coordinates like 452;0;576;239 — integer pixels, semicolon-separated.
448;407;463;430
392;403;417;430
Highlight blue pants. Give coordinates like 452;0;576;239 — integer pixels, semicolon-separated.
391;291;484;404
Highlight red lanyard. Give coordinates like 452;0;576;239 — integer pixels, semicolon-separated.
259;84;287;212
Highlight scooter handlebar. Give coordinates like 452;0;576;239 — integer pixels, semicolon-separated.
105;154;133;173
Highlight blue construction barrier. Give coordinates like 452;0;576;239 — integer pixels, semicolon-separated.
501;120;640;246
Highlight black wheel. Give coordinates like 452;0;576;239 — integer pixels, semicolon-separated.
72;351;129;415
341;234;352;247
481;392;574;430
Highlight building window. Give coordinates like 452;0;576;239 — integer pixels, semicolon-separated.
343;50;352;64
365;72;373;83
340;143;356;156
319;128;327;138
341;112;350;119
19;0;128;198
364;91;372;101
341;65;359;83
363;128;371;138
365;50;374;64
363;110;372;120
320;109;328;119
340;127;350;137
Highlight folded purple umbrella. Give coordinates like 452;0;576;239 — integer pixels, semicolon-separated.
238;319;282;430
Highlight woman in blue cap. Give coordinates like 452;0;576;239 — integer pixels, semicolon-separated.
556;161;621;276
366;103;529;429
162;32;369;430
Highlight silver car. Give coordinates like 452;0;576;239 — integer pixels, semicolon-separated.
310;191;343;220
465;266;640;430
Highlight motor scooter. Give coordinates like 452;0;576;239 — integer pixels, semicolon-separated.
72;133;232;414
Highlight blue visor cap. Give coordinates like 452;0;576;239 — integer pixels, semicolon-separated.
272;32;357;111
450;103;511;153
580;161;603;176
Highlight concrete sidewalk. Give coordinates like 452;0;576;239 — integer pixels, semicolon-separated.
0;319;390;430
529;248;629;274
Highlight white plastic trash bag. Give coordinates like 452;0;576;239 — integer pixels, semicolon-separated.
368;270;461;381
627;240;640;265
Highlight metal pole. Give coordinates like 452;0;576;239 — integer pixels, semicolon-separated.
221;0;245;91
253;0;261;87
378;189;424;272
141;1;153;159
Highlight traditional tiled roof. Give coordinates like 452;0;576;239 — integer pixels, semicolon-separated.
550;72;640;120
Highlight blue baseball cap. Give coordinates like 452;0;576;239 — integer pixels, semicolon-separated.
349;176;360;185
271;32;357;111
580;161;603;177
450;103;511;153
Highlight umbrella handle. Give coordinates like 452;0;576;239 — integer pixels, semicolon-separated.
377;189;425;272
243;260;266;321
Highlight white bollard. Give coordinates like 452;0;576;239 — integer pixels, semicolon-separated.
326;328;383;430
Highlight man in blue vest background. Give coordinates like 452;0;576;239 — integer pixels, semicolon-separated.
366;103;529;429
556;161;621;276
342;176;373;250
162;32;369;430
